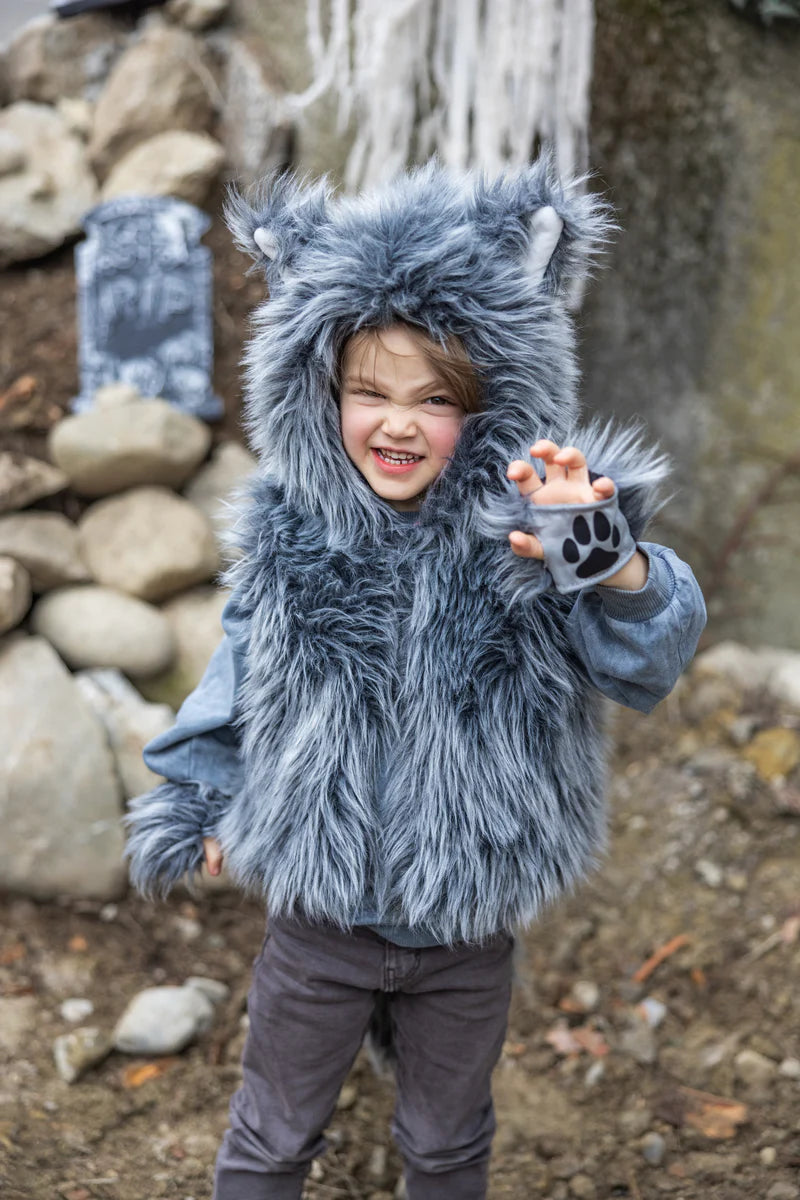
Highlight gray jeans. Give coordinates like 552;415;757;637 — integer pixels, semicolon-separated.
213;911;515;1200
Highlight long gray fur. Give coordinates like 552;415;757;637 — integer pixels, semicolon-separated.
124;154;673;946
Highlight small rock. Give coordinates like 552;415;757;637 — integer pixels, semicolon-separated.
725;870;748;893
166;0;229;30
619;1019;658;1065
73;667;174;798
778;1057;800;1079
0;512;90;591
695;859;723;888
569;980;599;1013
99;903;118;922
0;995;38;1054
742;728;800;782
113;985;215;1055
0;102;97;267
136;584;228;708
93;382;143;409
734;1048;777;1090
0;450;68;514
30;586;176;678
101;130;225;207
53;1026;113;1083
172;916;203;942
336;1083;358;1111
640;1131;666;1166
636;997;667;1029
88;25;214;178
56;97;93;141
368;1144;388;1182
183;977;230;1006
584;1060;604;1087
766;1184;800;1200
0;556;31;633
568;1174;596;1198
49;399;211;497
309;1159;324;1181
60;998;94;1023
77;487;219;603
618;1107;653;1139
760;1147;778;1167
0;129;26;175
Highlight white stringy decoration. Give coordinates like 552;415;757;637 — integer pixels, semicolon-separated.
282;0;595;192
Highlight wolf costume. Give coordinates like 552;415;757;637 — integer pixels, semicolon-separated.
124;155;706;948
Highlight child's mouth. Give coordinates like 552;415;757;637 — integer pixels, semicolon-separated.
371;447;424;474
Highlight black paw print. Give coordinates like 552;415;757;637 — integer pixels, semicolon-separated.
562;511;621;579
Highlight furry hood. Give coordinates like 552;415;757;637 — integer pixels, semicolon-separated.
224;155;668;551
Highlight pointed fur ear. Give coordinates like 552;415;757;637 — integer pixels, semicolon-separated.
224;171;334;282
526;206;564;287
467;149;617;298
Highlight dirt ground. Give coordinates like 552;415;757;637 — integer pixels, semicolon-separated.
1;676;799;1200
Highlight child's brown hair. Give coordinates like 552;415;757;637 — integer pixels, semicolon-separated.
338;321;484;414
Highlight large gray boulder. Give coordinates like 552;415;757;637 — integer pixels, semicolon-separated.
30;585;176;678
78;486;220;602
88;24;215;178
48;399;212;498
0;102;98;267
0;635;126;900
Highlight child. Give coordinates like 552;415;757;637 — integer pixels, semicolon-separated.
124;157;707;1200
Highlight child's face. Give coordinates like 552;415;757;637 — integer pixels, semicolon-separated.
338;325;467;511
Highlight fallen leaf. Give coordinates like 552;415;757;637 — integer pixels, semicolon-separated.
545;1024;582;1056
545;1022;608;1057
121;1059;179;1089
781;915;800;944
67;936;88;953
655;1085;748;1139
632;934;690;983
571;1026;610;1057
690;967;707;989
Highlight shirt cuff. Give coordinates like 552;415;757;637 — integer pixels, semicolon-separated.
593;546;676;622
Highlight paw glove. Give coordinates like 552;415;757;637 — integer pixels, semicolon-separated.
523;483;638;594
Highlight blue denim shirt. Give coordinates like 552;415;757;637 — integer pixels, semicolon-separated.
143;521;706;946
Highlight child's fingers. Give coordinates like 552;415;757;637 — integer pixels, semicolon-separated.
591;476;615;498
203;836;224;876
508;530;544;559
551;445;590;485
530;439;566;486
506;459;544;499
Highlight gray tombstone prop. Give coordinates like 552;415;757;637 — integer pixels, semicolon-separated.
72;196;223;420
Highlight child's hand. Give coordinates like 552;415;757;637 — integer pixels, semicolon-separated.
203;836;224;877
506;440;615;559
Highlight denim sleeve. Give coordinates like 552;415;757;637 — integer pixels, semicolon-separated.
141;589;249;795
564;541;707;714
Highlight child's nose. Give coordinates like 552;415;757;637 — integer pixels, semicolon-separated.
381;407;418;436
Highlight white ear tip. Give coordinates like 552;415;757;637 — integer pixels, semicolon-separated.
527;206;564;287
253;227;278;259
530;206;563;237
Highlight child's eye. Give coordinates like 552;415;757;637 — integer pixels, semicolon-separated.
355;389;385;399
423;395;457;408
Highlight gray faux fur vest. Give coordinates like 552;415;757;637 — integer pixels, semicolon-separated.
128;156;673;945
